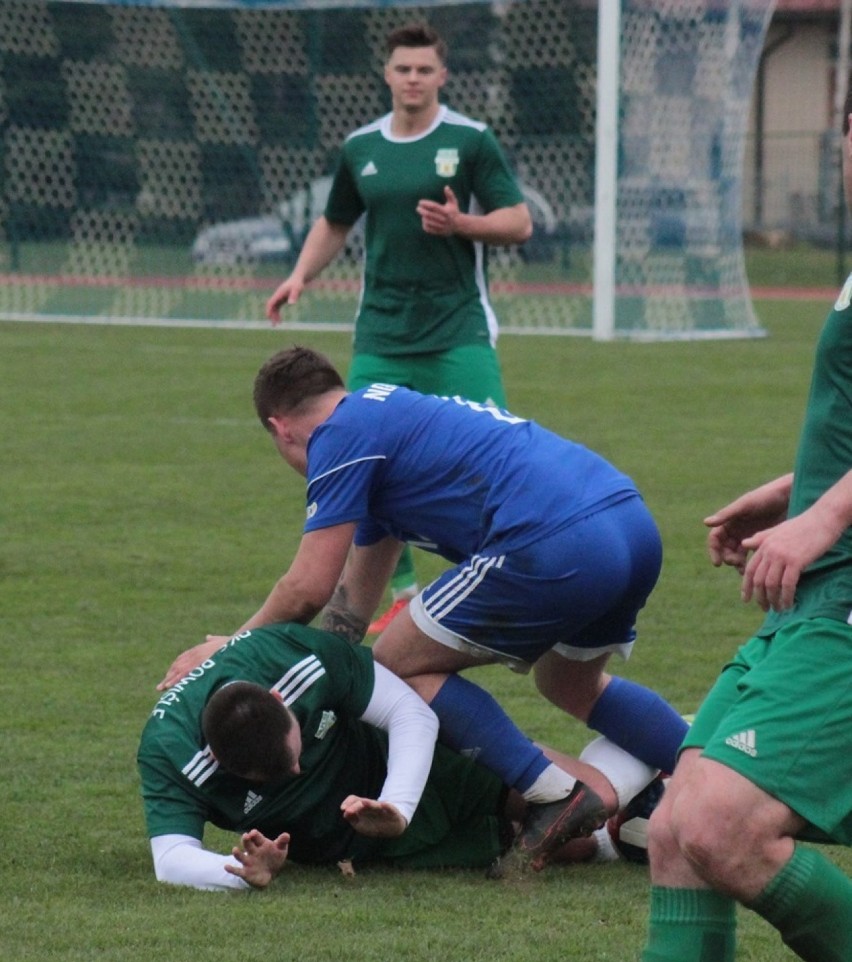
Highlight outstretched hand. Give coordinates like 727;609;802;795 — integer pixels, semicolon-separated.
226;829;290;889
340;796;407;838
157;635;230;691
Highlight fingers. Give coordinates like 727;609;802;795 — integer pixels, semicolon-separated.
157;661;183;691
340;795;372;821
265;282;301;325
265;292;284;324
741;534;800;612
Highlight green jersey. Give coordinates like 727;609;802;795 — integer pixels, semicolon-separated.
138;623;387;865
138;623;506;868
761;279;852;633
325;105;524;355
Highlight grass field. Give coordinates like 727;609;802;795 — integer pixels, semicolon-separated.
2;295;850;961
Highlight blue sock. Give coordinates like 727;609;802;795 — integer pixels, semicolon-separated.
429;674;549;792
587;676;688;773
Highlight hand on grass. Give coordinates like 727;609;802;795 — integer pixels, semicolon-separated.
226;830;290;889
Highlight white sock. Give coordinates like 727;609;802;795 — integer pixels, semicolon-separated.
391;586;418;602
579;736;657;810
521;763;576;803
591;825;621;863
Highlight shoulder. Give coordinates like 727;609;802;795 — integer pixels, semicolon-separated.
344;114;390;145
440;107;488;134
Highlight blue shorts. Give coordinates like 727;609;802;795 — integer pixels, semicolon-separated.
409;494;662;672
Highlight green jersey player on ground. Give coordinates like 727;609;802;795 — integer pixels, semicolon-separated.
140;621;501;890
141;622;649;891
265;22;532;633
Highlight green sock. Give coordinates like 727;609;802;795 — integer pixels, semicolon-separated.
640;886;736;962
390;545;417;598
750;846;852;962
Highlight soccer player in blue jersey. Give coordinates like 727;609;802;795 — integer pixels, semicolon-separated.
160;346;687;866
265;22;532;636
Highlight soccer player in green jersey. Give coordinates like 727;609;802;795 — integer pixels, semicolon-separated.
140;622;644;891
638;94;852;962
265;22;532;633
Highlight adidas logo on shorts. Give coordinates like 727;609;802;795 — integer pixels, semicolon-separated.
725;729;757;757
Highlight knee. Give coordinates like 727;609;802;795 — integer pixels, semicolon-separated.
666;789;758;896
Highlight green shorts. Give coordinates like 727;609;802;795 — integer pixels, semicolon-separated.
376;743;510;869
347;343;506;407
684;617;852;844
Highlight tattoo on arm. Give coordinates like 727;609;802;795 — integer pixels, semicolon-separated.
320;586;367;645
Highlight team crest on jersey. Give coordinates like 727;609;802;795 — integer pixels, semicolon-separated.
835;272;852;310
434;148;459;177
314;710;337;740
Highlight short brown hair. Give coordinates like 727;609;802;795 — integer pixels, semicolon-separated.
202;681;296;782
253;346;344;428
386;22;447;64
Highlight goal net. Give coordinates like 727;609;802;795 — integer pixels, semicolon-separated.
0;0;773;338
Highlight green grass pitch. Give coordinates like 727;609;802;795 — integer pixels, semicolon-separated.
1;298;849;961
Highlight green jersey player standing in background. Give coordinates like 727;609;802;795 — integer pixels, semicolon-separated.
265;22;532;633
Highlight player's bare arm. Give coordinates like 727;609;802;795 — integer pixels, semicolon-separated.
158;525;356;689
241;524;357;628
321;538;405;642
416;187;532;245
225;830;291;888
320;581;369;644
704;473;794;570
266;217;351;323
741;467;852;611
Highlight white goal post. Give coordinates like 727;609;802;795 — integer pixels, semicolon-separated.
0;0;775;339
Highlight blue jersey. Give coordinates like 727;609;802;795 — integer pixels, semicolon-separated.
303;385;638;560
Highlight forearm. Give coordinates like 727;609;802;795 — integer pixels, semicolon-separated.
453;203;532;246
320;539;403;643
361;664;439;825
150;835;249;892
291;217;350;283
237;574;322;633
755;472;795;512
802;467;852;537
320;581;369;644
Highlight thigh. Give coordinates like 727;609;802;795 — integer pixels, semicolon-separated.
346;352;417;391
418;344;507;406
700;619;852;845
371;602;496;677
410;501;660;669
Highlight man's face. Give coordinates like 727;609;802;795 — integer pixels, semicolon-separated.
383;45;446;114
267;416;308;476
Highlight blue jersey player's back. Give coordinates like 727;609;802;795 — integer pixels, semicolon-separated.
303;384;638;560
